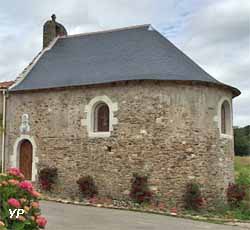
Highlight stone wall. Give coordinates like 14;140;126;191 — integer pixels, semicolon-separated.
5;81;235;206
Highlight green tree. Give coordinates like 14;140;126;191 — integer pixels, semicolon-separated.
234;126;250;156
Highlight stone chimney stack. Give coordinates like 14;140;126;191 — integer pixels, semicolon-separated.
43;14;68;49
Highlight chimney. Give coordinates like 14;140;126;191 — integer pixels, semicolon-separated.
43;14;67;49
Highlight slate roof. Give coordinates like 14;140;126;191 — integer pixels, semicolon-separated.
10;25;240;96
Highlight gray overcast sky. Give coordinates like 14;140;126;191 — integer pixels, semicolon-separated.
0;0;249;127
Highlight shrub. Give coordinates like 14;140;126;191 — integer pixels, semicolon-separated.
184;182;204;210
76;176;98;198
130;173;153;204
38;167;58;191
230;202;250;220
227;183;246;207
0;168;46;230
236;168;250;187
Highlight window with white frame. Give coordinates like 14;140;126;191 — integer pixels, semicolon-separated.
220;99;232;135
83;95;118;137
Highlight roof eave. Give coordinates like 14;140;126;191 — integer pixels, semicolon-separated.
8;79;241;98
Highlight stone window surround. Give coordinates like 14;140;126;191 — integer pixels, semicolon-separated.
217;97;233;139
83;95;118;138
11;134;38;182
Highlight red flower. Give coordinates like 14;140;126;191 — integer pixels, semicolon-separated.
36;216;47;228
8;198;21;208
41;179;50;190
19;181;34;192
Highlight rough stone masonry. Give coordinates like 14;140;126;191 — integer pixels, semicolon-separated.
5;80;234;206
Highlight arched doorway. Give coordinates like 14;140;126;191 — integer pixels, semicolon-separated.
19;140;33;180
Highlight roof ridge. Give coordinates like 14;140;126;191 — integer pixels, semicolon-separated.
60;24;150;39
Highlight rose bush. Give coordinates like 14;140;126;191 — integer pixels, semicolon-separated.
0;168;47;230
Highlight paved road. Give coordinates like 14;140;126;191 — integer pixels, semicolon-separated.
41;201;245;230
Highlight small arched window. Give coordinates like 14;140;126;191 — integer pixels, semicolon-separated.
221;100;231;135
84;95;118;137
94;103;110;132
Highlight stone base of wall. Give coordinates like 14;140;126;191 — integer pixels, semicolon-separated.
36;134;233;209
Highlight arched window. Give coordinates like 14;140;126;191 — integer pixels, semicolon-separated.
83;95;118;137
94;103;110;132
221;100;231;135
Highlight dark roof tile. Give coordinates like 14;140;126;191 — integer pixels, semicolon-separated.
10;25;240;96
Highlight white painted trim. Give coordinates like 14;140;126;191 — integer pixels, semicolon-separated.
1;89;6;172
220;133;233;139
11;135;38;181
217;97;233;138
83;95;118;138
88;132;112;138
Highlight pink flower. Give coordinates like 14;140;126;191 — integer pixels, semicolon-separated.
8;198;21;208
8;179;19;186
19;173;25;180
19;181;34;192
36;216;47;228
1;181;8;186
8;168;21;177
31;202;40;209
7;168;25;180
30;190;41;198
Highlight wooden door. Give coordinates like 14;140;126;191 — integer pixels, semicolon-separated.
19;140;33;180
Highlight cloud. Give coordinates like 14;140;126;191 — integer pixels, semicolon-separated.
0;0;197;79
0;0;249;126
172;0;250;127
